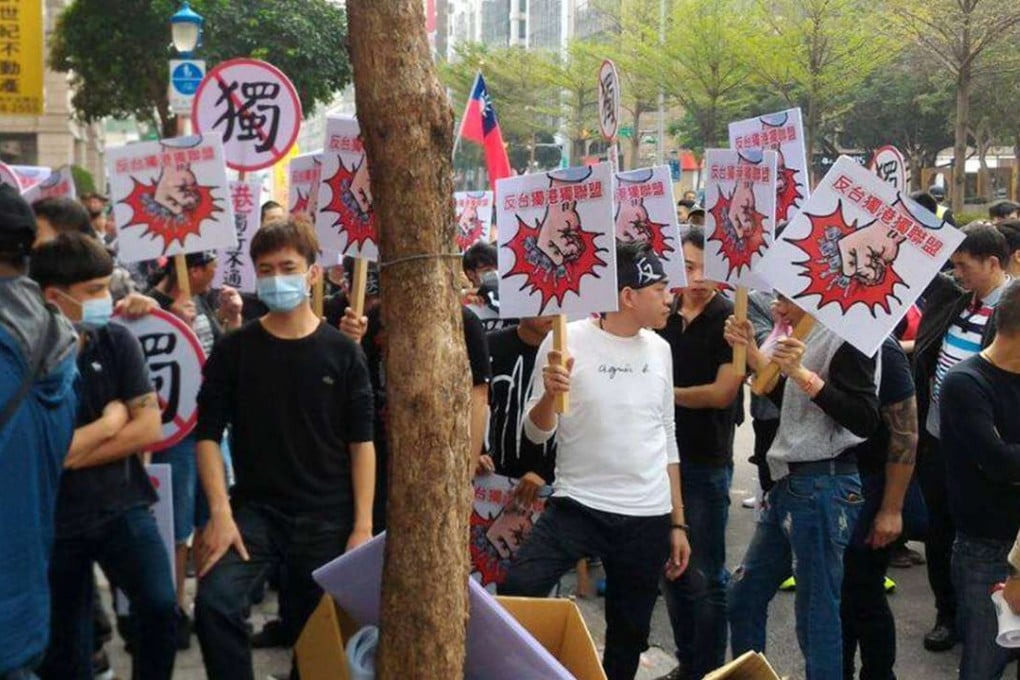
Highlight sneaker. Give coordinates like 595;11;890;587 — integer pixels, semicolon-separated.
906;545;926;565
779;576;796;591
741;496;757;508
92;649;115;680
923;620;957;652
883;576;897;593
252;618;290;649
175;607;193;651
654;663;690;680
889;544;914;569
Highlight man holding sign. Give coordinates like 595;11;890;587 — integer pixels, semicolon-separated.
500;243;690;680
723;295;880;680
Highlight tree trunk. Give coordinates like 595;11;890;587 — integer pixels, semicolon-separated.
628;103;643;171
346;3;472;678
806;96;819;187
952;65;971;215
1013;137;1020;202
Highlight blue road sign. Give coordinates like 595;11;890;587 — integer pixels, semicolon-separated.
171;60;204;96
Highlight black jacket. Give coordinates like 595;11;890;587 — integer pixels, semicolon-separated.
912;273;998;430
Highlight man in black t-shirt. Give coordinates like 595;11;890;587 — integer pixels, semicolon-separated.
486;317;557;493
30;233;176;680
194;219;376;680
840;336;919;680
655;226;743;680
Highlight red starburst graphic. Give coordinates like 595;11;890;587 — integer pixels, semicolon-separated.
776;165;803;223
291;188;309;215
120;177;220;253
456;217;485;251
632;218;675;259
789;201;904;316
469;509;506;587
504;214;608;314
322;160;377;250
707;189;767;279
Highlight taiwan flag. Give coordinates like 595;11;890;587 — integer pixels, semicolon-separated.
457;72;512;190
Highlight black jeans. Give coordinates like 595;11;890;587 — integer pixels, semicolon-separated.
39;506;177;680
194;502;351;680
751;419;779;493
916;432;955;623
841;543;895;680
499;497;670;680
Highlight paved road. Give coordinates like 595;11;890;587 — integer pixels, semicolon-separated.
104;417;1003;679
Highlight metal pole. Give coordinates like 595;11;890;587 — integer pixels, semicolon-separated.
656;0;665;166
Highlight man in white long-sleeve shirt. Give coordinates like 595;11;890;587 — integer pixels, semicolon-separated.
499;242;691;680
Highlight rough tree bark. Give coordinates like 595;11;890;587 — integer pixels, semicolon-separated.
952;64;971;214
346;2;472;677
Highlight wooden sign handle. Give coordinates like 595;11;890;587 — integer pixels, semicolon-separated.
732;287;748;376
751;314;816;396
350;257;369;319
174;254;191;301
552;314;569;414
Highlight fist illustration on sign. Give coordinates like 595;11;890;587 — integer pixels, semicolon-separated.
351;158;373;216
615;197;652;244
537;200;584;267
727;178;758;242
458;202;481;237
837;223;905;286
154;166;200;216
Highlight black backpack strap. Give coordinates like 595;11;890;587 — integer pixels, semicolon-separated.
0;309;61;432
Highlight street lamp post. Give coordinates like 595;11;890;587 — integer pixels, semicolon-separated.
169;1;204;137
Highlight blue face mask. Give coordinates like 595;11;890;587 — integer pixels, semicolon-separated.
256;273;309;312
81;295;114;327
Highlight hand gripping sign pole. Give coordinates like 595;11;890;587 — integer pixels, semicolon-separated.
751;314;816;396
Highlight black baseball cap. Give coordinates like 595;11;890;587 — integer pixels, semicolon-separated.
617;249;668;290
0;184;37;256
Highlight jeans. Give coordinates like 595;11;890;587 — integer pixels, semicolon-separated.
39;506;177;680
917;432;956;624
729;473;863;680
499;496;670;680
151;435;197;544
750;419;779;493
952;533;1018;679
194;502;352;680
661;461;732;678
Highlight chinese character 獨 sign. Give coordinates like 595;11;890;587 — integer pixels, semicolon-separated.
614;165;686;289
496;164;619;318
756;155;965;357
703;149;778;288
0;0;43;116
729;107;809;225
192;58;302;172
106;135;237;263
869;145;909;192
113;309;206;451
315;116;378;261
213;180;261;293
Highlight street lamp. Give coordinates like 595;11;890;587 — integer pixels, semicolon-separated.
170;1;204;58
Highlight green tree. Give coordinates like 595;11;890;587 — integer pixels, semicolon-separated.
744;0;899;179
50;0;352;137
967;47;1020;201
890;0;1020;211
839;48;955;191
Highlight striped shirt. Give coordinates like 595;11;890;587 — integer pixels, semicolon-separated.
927;280;1009;437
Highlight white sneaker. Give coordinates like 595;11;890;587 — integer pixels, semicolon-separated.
742;496;757;508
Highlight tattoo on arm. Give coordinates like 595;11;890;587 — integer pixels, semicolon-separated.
128;392;160;412
882;396;918;465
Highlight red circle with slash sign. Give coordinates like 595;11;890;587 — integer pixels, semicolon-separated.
112;308;206;451
192;58;302;172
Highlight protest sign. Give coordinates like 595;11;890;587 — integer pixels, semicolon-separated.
756;155;965;357
21;166;76;203
729;107;809;225
11;165;50;192
703;149;778;289
113;309;206;450
116;464;175;615
288;151;322;218
496;164;619;318
456;191;494;252
470;473;550;592
192;58;302;172
870;145;909;191
0;161;22;191
315;116;379;261
213;180;262;293
106;135;236;263
614;165;686;289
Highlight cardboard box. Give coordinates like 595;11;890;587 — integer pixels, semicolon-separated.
703;651;782;680
296;594;607;680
